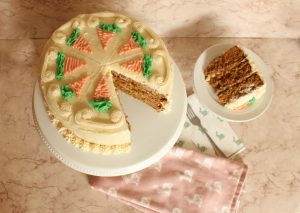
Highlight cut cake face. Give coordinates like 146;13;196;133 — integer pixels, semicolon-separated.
39;12;173;154
204;46;265;110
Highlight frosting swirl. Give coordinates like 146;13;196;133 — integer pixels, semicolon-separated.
110;110;123;123
52;31;66;44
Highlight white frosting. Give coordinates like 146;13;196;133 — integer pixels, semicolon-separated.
71;18;85;30
59;101;72;117
52;31;67;44
40;12;172;148
41;70;55;82
225;84;266;110
225;55;266;110
110;110;123;123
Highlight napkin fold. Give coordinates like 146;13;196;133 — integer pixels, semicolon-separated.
90;147;247;213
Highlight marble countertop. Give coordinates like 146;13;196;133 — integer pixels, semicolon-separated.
0;37;299;212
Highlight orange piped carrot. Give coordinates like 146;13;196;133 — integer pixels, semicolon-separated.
97;28;115;50
64;56;86;74
72;36;92;53
93;77;110;100
70;76;89;97
121;58;143;73
119;37;140;55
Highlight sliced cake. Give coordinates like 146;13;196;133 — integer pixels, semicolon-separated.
39;12;173;154
204;46;265;110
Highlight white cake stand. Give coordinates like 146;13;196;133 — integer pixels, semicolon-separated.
34;61;187;176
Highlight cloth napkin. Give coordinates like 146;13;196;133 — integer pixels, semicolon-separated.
179;94;245;158
90;94;247;213
90;146;247;213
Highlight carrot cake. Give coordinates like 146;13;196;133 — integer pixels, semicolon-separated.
204;46;265;110
39;12;173;154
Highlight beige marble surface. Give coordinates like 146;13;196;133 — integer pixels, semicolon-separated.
1;0;300;39
0;37;299;212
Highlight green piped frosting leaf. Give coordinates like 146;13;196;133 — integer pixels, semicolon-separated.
99;22;121;33
61;85;74;100
56;52;65;80
142;54;153;78
66;28;80;46
131;31;147;48
89;99;112;112
248;96;256;106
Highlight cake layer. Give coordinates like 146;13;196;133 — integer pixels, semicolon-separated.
217;72;264;105
204;46;246;79
112;71;168;111
210;59;254;92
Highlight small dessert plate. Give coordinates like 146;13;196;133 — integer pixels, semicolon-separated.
193;43;273;122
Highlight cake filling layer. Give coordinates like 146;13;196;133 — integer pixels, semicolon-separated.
112;71;168;111
217;72;264;105
204;46;246;78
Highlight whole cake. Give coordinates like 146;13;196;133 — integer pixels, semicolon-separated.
39;12;173;154
204;46;265;110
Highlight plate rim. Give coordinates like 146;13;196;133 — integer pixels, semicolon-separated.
193;43;273;122
33;60;187;176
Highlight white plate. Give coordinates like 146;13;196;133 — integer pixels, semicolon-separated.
34;61;187;176
194;43;273;122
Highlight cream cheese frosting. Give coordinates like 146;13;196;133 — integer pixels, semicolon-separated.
39;12;173;153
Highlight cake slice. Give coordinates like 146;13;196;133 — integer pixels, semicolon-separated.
204;46;265;110
40;49;131;154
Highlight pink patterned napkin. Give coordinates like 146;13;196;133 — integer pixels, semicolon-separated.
89;147;247;213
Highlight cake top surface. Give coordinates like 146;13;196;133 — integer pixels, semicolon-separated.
40;12;172;145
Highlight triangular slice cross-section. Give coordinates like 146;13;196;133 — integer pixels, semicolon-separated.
93;76;111;100
73;36;92;53
64;56;87;74
121;58;143;73
119;37;140;55
70;76;89;97
97;28;115;50
78;73;131;151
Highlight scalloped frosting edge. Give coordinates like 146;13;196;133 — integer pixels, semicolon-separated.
46;107;131;154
